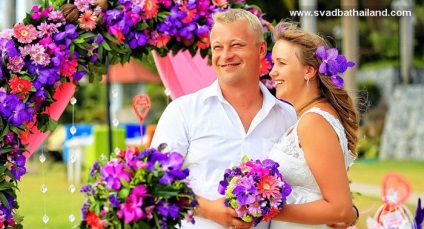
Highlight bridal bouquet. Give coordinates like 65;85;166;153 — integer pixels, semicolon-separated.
79;144;198;229
218;156;292;226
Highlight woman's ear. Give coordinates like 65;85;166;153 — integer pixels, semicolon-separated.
305;65;318;80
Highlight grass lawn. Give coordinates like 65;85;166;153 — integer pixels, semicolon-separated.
349;159;424;228
349;159;424;192
17;160;87;229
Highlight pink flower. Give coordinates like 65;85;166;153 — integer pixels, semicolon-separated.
143;0;159;19
0;29;14;39
117;193;144;223
6;56;25;73
13;22;37;43
257;176;280;199
79;10;97;31
212;0;228;7
259;58;272;76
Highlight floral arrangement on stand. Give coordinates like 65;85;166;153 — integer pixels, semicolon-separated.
218;156;292;226
0;0;274;227
79;144;197;229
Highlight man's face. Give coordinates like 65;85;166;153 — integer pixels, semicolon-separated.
210;20;266;86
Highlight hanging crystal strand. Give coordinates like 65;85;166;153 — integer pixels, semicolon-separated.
69;97;77;226
111;66;120;155
39;149;49;227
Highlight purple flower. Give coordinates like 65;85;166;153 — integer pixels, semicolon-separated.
157;200;180;219
158;152;189;184
0;38;19;57
101;163;132;190
232;176;257;205
8;101;34;127
109;194;120;207
90;161;100;177
316;46;339;76
11;164;26;181
128;32;149;49
331;75;344;89
416;198;423;229
53;24;78;47
218;179;228;195
336;55;355;73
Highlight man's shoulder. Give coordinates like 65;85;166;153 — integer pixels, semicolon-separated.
172;84;214;105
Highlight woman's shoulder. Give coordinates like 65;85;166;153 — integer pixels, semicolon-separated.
297;105;342;137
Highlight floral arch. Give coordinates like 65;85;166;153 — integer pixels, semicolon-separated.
0;0;274;227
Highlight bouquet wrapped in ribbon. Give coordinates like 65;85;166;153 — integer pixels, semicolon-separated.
79;144;197;229
218;156;292;226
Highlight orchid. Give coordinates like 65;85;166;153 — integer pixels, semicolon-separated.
80;145;197;228
316;45;355;88
218;156;291;226
416;198;424;229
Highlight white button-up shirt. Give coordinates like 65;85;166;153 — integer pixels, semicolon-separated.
150;80;296;229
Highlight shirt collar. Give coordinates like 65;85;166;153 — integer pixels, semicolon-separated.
201;79;279;110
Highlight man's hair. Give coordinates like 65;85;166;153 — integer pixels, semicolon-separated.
212;9;264;42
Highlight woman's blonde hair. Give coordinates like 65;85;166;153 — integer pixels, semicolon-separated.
273;21;359;156
212;9;264;43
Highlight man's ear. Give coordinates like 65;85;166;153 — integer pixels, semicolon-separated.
259;41;267;59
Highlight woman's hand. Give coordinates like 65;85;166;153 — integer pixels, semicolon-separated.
197;196;253;229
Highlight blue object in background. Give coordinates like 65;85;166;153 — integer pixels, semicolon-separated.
63;124;93;163
125;123;146;139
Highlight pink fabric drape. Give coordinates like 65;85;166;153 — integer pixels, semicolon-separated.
153;50;217;99
23;82;76;157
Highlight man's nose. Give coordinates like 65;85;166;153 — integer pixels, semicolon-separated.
221;47;235;60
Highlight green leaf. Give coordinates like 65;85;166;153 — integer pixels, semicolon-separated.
102;41;112;51
118;188;130;199
136;220;152;229
0;193;10;209
98;43;104;61
0;182;16;191
1;124;10;138
241;155;250;162
70;43;75;58
13;213;24;224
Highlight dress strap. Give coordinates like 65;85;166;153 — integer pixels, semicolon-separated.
299;107;356;168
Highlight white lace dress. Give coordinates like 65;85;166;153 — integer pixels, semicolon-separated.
268;107;356;229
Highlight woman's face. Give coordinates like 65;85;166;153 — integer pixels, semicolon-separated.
269;39;309;104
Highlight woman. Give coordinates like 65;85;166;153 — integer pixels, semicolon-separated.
268;21;359;228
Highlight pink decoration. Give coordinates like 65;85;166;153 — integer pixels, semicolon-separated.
22;82;76;157
152;50;217;99
132;94;151;146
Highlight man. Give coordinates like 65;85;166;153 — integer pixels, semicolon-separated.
150;9;296;229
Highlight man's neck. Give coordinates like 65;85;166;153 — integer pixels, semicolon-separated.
220;83;263;132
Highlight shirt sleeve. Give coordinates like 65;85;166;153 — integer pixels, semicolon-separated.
149;100;190;156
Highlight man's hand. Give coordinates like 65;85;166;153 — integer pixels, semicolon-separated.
197;196;253;229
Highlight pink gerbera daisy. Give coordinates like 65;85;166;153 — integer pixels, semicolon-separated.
79;10;98;31
259;57;272;76
13;22;37;43
257;176;280;199
143;0;159;19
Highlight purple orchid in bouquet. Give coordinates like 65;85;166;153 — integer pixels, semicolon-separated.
416;198;424;229
79;144;198;229
218;156;292;226
315;45;355;88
